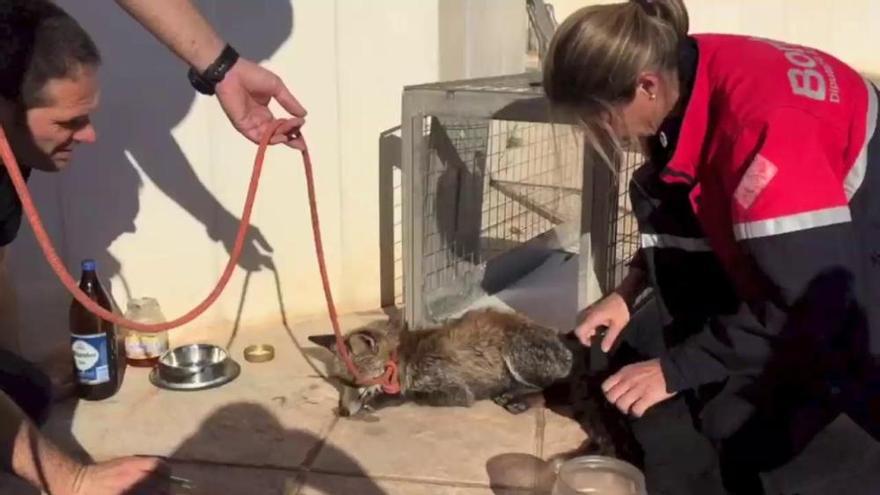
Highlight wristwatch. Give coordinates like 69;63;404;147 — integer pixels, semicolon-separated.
187;44;240;96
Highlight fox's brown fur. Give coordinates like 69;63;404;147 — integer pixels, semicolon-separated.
309;308;573;416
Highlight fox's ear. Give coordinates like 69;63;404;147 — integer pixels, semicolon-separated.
308;334;338;351
386;315;408;336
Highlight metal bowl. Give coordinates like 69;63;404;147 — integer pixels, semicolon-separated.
149;344;240;391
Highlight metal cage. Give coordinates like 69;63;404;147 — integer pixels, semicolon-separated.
386;72;644;328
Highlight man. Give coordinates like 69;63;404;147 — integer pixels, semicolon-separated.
0;0;305;493
0;3;171;493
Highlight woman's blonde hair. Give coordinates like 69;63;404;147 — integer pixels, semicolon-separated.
543;0;689;168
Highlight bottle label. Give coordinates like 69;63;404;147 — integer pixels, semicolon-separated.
71;333;111;385
124;332;168;359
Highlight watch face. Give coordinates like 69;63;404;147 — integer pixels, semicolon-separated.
212;61;231;80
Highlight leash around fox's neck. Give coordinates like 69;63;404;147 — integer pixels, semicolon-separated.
301;139;400;395
336;335;400;395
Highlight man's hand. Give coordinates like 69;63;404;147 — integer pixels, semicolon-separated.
69;456;171;495
215;58;306;150
114;0;307;148
602;358;676;417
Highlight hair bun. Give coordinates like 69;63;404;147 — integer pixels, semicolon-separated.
632;0;658;15
631;0;689;39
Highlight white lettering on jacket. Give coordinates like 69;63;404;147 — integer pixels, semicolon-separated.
750;37;841;103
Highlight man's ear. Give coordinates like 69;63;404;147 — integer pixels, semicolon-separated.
308;334;338;351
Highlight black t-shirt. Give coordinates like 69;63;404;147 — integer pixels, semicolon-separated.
0;163;30;247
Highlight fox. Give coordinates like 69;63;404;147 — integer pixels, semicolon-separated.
308;308;574;417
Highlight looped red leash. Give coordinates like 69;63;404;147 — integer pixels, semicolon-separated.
0;120;400;394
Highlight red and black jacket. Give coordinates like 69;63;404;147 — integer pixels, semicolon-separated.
630;34;880;400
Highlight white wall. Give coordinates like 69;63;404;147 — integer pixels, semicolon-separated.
7;0;529;364
439;0;528;80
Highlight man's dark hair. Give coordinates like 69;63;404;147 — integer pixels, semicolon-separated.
0;0;101;108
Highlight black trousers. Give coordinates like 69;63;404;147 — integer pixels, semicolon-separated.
608;301;869;495
0;349;53;426
604;301;726;495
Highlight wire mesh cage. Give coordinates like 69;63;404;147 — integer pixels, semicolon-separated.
418;116;583;320
386;73;646;328
604;150;645;292
394;73;622;328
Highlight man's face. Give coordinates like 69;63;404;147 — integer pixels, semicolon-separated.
24;66;99;171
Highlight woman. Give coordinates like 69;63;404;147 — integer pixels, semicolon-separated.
544;1;879;493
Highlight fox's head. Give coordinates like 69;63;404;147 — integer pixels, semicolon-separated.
308;319;402;416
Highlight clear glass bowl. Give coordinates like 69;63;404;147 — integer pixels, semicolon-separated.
552;456;647;495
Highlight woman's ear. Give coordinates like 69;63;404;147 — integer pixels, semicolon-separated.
636;71;662;100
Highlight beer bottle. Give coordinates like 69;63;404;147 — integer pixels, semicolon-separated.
69;259;119;400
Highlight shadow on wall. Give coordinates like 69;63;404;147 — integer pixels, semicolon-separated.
8;0;295;365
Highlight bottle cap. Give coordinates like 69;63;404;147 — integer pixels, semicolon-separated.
81;259;96;271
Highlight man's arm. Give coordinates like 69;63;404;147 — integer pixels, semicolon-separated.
1;390;170;494
113;0;223;72
0;389;81;494
114;0;307;148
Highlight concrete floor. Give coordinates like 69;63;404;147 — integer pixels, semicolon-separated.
1;301;877;494
0;310;587;495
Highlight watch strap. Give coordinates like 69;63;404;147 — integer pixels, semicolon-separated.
188;44;239;96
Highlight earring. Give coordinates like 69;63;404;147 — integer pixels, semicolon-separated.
649;93;656;101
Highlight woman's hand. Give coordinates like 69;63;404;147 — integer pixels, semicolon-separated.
602;358;676;417
575;267;646;351
574;292;630;352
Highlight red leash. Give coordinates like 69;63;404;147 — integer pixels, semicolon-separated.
0;120;400;394
299;137;400;394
